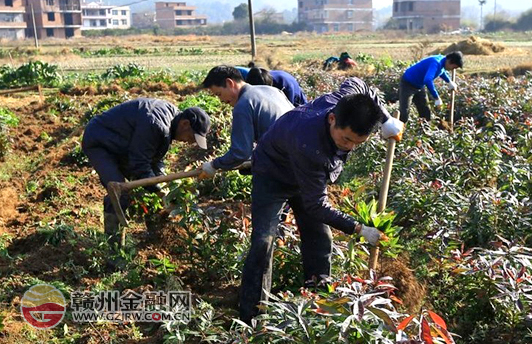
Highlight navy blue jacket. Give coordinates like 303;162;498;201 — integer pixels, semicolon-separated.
252;78;389;234
83;98;180;183
270;70;307;107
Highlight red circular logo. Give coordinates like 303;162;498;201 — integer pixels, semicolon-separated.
21;284;66;330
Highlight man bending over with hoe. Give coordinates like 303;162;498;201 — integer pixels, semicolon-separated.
240;77;404;323
199;65;294;179
399;51;463;123
82;98;211;255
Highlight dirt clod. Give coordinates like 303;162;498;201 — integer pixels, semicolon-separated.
379;256;426;313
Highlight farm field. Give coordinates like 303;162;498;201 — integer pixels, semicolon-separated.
0;32;531;343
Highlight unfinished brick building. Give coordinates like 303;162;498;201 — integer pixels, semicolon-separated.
298;0;373;33
392;0;460;33
155;1;206;29
0;0;27;40
26;0;82;39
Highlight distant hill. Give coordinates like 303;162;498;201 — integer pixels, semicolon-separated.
111;0;298;23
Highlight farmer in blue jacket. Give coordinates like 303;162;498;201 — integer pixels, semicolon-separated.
239;77;404;323
82;98;211;248
399;51;463;122
199;65;294;178
246;67;308;107
235;66;250;79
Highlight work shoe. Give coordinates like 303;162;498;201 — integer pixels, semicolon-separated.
144;212;167;243
105;255;127;272
104;212;121;248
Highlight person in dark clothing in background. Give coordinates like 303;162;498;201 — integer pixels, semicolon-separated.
82;98;211;248
246;67;308;107
399;51;463;122
199;65;294;179
239;77;404;323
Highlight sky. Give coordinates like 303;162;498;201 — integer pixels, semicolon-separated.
271;0;530;12
371;0;529;11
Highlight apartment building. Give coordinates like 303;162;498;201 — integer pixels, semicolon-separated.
26;0;82;39
298;0;373;33
0;0;27;40
81;1;130;30
155;1;206;29
392;0;460;33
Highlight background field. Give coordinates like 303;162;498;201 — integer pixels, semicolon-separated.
1;32;531;73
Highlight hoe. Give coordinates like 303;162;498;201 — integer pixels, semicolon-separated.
108;162;251;246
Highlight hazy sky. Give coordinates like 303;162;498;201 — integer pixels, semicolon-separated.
371;0;528;11
274;0;530;11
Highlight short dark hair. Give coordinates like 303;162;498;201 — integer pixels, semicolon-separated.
246;67;273;86
333;94;383;136
446;51;463;68
202;65;244;88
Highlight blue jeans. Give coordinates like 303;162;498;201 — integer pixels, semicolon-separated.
240;174;333;322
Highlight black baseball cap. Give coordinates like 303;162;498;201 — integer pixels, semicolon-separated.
181;107;211;149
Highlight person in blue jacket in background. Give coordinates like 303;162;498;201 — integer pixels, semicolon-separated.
399;51;463;122
82;98;211;250
235;66;250;79
246;67;308;107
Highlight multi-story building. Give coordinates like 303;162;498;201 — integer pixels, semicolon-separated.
298;0;373;33
131;11;156;29
392;0;460;33
81;1;130;30
26;0;82;39
0;0;27;40
155;1;206;29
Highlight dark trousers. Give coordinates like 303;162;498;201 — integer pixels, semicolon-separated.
399;76;432;123
239;174;333;322
82;134;130;215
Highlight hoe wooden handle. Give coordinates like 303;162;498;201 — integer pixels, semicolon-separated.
369;110;400;271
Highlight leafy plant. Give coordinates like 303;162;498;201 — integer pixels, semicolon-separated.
102;63;146;79
0;107;18;159
37;222;78;247
0;61;62;88
344;199;403;258
231;274;454;344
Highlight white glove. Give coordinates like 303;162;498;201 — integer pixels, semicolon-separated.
359;224;384;246
447;81;458;91
434;98;443;107
201;161;217;178
381;117;404;141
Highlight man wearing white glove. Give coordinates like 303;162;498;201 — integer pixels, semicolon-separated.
240;80;391;324
381;116;404;142
447;80;458;91
199;66;294;179
399;51;463;122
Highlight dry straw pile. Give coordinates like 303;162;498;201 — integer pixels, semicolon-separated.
440;36;506;55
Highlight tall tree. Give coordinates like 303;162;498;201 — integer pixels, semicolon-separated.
233;3;249;21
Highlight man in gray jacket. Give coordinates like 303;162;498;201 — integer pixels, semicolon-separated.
199;65;294;177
